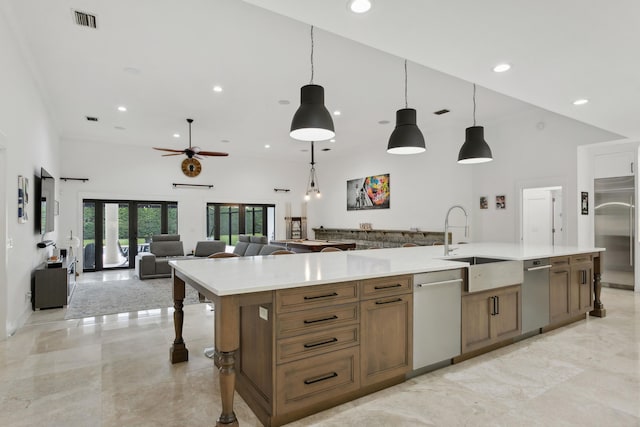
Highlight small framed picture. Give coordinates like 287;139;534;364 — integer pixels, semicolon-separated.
581;191;588;215
480;196;488;209
496;195;506;209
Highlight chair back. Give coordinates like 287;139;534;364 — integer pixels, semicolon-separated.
320;247;342;252
208;252;240;258
401;243;418;247
271;250;295;255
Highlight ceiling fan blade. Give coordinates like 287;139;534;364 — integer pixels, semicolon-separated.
162;153;184;157
154;147;185;153
198;151;229;157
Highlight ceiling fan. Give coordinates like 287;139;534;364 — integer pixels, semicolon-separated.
154;118;228;177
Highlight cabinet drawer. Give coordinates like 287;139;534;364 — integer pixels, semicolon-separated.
276;281;358;313
276;346;360;414
550;256;570;267
277;303;358;337
277;325;359;364
360;275;412;300
571;254;593;265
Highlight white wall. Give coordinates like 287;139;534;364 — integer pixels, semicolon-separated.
309;108;619;246
470;110;618;245
308;125;474;245
0;5;61;337
58;140;310;263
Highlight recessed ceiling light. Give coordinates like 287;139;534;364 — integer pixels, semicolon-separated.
330;139;336;142
348;0;372;14
264;144;271;148
117;106;127;112
333;110;341;116
278;100;290;105
378;120;390;125
573;98;589;105
321;148;331;152
173;133;180;138
213;85;223;92
221;139;230;143
493;63;511;73
114;126;125;130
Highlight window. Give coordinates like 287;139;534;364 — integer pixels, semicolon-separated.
207;203;275;245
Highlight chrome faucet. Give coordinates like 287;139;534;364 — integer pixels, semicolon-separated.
444;205;468;255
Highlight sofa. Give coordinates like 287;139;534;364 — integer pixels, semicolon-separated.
232;235;283;256
136;235;226;279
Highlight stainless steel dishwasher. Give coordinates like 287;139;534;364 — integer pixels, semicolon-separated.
413;269;462;370
522;258;551;333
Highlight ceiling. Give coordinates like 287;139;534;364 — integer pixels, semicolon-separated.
3;0;634;163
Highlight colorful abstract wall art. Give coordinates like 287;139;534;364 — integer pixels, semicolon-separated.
347;174;390;211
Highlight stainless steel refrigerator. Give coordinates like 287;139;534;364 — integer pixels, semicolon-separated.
594;176;635;289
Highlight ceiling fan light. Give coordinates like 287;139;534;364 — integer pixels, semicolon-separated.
458;126;493;164
387;108;426;155
290;84;335;141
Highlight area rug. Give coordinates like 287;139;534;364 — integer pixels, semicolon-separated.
65;276;201;319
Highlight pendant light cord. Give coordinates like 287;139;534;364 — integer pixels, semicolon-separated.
473;83;477;126
310;26;315;84
404;59;408;108
310;141;315;166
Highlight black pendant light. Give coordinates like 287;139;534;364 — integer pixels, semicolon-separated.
458;84;493;164
304;141;321;200
387;60;426;155
290;26;335;142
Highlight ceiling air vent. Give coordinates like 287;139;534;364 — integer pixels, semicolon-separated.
433;109;450;115
73;10;97;29
85;116;99;122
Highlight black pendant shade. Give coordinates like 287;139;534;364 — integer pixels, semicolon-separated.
290;84;335;141
457;126;493;164
387;108;426;155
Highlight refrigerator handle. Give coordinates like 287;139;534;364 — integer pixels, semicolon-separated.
630;195;634;266
631;161;634;174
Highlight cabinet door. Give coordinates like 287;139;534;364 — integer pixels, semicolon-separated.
360;293;412;386
573;264;593;314
461;290;493;353
549;266;571;324
493;286;521;342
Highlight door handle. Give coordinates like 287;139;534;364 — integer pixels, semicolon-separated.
490;296;496;315
495;296;499;315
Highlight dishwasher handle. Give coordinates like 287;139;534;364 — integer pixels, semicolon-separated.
525;265;552;272
416;278;463;288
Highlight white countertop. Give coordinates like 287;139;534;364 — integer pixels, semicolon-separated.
169;242;603;296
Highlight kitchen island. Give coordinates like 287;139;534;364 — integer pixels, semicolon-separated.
169;243;605;427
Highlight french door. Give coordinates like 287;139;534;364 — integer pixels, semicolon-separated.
83;199;177;271
206;203;275;245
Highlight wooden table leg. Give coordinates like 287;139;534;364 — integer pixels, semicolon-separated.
215;295;240;427
170;274;189;363
590;254;607;318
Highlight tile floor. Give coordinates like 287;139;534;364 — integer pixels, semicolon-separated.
1;277;638;426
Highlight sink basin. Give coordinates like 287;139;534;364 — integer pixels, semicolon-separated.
447;256;524;292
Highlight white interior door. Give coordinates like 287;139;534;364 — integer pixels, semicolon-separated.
523;188;553;245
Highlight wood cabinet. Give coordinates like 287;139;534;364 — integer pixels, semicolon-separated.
31;258;76;310
360;276;413;386
549;254;594;325
238;275;413;426
461;284;521;354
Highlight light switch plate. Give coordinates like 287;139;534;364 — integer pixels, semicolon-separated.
7;238;13;249
259;306;268;321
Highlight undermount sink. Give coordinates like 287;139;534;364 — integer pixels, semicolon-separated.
447;256;524;292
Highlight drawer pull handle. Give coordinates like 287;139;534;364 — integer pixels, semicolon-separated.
417;278;463;287
304;315;338;324
375;298;402;305
374;283;402;290
303;337;338;348
304;292;338;300
304;372;338;385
